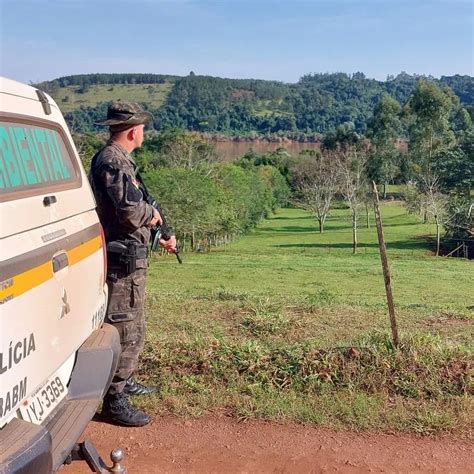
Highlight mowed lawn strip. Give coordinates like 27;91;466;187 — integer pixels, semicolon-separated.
140;203;473;436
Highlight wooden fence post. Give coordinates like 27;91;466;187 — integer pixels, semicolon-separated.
372;182;400;348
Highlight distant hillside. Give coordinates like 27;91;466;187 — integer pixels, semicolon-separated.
35;72;474;135
47;83;173;113
35;73;178;112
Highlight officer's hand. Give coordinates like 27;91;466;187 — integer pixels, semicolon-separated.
148;208;162;228
159;235;177;253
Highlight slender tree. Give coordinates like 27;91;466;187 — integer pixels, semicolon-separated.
292;151;339;233
367;94;403;198
406;81;455;191
338;145;369;254
422;177;449;256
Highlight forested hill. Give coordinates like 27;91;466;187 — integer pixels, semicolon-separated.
35;72;474;136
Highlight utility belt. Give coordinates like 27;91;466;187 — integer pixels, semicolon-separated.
106;240;148;274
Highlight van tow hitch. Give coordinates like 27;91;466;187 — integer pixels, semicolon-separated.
66;440;126;473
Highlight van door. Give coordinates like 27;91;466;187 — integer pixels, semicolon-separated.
0;112;107;426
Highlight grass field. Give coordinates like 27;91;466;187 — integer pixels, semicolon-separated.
138;202;473;436
51;83;173;112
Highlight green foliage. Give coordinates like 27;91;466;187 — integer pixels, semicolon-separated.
64;103;106;133
65;73;474;251
406;80;456;170
443;195;473;239
434;143;473;196
42;72;473;136
366;95;403;190
401;81;473;250
141;144;290;247
73;132;105;172
368;94;402;142
257;165;291;209
215;163;274;230
321;122;360;150
35;73;176;90
144;167;230;245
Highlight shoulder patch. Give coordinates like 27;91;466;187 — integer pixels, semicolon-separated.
131;177;140;189
125;174;143;203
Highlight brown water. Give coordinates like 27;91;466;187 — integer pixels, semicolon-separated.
209;140;321;160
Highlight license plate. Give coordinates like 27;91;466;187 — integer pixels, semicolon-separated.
19;372;67;424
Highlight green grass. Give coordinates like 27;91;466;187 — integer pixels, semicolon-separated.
51;83;173;112
137;203;473;436
253;98;292;118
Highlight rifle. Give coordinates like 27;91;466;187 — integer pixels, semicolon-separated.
135;170;182;264
145;195;182;264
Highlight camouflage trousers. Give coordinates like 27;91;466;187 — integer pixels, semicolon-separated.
105;259;147;395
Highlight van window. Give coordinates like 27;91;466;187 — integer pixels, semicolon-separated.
0;121;79;199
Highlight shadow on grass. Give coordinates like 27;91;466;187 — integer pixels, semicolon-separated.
377;220;422;228
260;221;422;233
274;238;430;251
270;215;314;221
259;226;321;233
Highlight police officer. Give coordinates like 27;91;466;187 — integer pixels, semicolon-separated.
90;102;176;427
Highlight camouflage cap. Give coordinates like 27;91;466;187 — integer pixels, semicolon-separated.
95;102;154;128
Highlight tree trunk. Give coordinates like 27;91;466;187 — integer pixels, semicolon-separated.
383;182;387;199
352;211;357;254
436;220;440;256
318;217;324;233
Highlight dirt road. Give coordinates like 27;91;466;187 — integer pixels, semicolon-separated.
63;415;472;473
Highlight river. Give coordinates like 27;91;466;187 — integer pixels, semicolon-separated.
208;140;321;160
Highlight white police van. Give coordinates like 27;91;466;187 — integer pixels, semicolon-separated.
0;77;121;473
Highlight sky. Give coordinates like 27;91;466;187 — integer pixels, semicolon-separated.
0;0;472;84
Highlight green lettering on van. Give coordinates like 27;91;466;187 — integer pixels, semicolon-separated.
25;128;48;183
54;133;71;179
47;131;70;180
0;123;75;193
7;128;29;186
0;127;12;189
32;128;54;180
12;128;38;185
0;127;21;188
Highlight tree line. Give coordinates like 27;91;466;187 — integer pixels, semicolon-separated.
289;81;473;256
77;129;290;251
137;130;291;251
35;73;178;89
75;79;472;255
39;72;474;136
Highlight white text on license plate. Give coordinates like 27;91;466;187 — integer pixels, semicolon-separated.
20;374;67;424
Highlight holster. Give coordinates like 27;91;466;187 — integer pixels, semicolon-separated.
107;240;148;274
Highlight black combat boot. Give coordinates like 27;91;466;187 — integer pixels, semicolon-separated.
100;392;151;427
123;377;158;396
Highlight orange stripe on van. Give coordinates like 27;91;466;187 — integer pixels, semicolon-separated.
0;236;103;303
67;236;102;266
0;261;53;302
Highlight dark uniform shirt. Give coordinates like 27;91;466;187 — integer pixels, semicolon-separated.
89;141;153;245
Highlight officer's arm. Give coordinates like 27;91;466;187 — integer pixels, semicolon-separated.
99;164;154;231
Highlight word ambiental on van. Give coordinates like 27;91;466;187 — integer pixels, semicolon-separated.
0;377;27;418
0;126;71;190
0;333;36;375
